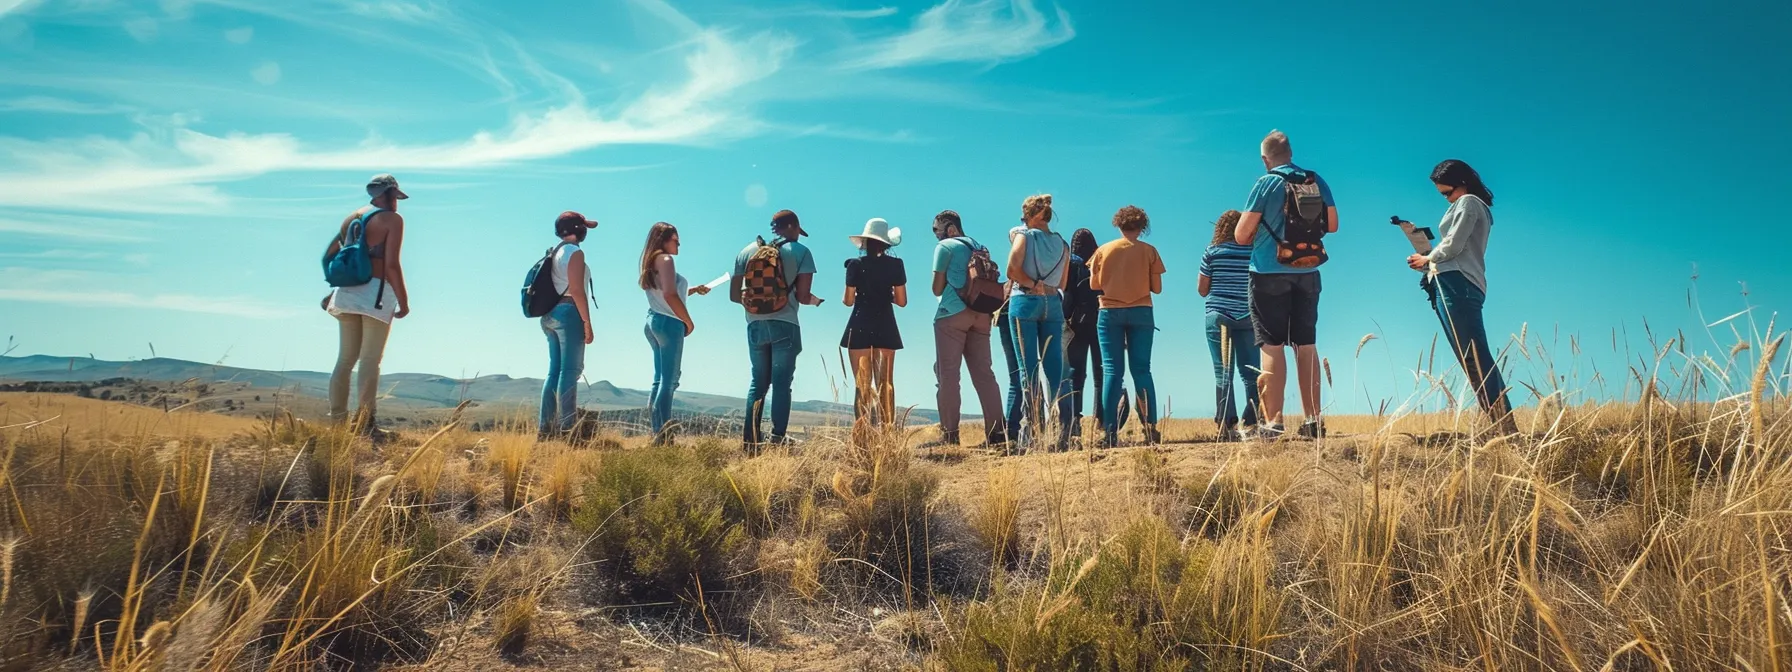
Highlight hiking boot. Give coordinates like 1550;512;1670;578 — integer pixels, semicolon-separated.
1143;426;1162;446
1256;423;1286;441
1217;427;1243;443
1298;419;1327;440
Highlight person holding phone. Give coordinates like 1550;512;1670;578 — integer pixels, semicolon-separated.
1404;159;1517;435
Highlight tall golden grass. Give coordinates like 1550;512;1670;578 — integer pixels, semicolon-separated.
0;317;1784;670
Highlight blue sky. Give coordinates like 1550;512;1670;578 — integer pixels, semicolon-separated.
0;0;1786;417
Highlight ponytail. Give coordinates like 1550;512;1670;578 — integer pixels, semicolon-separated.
1431;159;1494;208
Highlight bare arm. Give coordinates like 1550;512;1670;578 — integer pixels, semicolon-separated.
1235;212;1262;246
893;284;907;308
322;212;356;262
1149;271;1162;294
1198;274;1212;297
841;276;856;307
1327;206;1339;234
656;254;694;332
792;273;815;306
932;271;947;297
385;213;409;317
567;250;589;323
729;272;744;304
1005;235;1029;286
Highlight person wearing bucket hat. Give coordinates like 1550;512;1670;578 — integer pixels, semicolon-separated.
841;218;908;437
320;173;412;441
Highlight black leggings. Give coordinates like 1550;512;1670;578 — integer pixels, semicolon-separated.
1065;320;1104;424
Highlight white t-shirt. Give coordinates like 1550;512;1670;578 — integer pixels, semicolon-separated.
550;243;586;296
645;272;689;318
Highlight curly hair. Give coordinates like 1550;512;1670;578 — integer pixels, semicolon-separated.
1021;194;1053;224
1210;209;1242;246
1112;205;1149;234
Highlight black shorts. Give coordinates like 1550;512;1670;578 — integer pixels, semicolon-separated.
1249;272;1321;347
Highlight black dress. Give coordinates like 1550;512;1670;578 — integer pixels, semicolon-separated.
840;254;906;350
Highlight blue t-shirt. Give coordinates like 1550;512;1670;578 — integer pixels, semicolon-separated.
734;238;817;325
1199;242;1253;320
1242;163;1335;274
931;237;975;320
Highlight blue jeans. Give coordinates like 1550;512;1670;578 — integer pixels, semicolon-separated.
643;311;685;438
1205;311;1261;429
1098;307;1158;444
744;320;802;446
539;302;585;435
997;311;1025;442
1008;294;1072;450
1425;271;1511;418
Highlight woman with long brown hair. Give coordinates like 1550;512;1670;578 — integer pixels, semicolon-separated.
640;222;709;444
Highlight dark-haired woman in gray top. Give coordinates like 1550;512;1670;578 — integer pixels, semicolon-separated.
1404;159;1516;435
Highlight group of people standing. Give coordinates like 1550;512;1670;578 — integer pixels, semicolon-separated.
319;129;1518;450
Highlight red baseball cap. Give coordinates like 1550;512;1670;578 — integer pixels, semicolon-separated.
555;211;597;231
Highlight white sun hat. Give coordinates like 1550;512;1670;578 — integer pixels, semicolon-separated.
849;217;902;248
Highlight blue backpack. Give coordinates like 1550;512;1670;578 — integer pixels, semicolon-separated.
323;208;386;307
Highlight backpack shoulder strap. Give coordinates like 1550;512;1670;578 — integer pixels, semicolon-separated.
343;207;381;246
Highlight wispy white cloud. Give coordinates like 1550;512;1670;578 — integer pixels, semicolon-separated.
344;0;439;23
122;17;157;42
0;3;794;214
0;213;154;241
0;95;132;115
812;6;898;19
223;26;252;43
845;0;1073;70
0;288;297;318
0;0;41;20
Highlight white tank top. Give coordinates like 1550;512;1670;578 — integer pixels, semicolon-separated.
646;272;689;318
550;243;583;295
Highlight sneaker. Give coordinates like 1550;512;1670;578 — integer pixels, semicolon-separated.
1256;423;1286;441
1217;427;1243;443
1299;419;1326;440
1143;426;1162;446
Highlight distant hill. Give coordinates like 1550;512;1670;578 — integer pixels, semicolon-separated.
0;355;941;424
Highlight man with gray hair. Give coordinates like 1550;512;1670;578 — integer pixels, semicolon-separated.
1232;130;1337;440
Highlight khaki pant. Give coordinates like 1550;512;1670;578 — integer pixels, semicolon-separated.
329;314;391;423
933;309;1005;441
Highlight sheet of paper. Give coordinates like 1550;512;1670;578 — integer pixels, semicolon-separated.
1394;220;1435;255
700;272;731;292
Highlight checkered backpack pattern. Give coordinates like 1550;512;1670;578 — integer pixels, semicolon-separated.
740;236;790;315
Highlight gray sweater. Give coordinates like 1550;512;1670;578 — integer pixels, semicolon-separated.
1426;194;1492;292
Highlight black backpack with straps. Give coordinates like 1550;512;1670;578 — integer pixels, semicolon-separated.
522;242;572;318
1262;168;1330;268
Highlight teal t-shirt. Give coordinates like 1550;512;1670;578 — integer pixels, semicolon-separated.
733;238;817;325
931;237;974;320
1242;163;1335;274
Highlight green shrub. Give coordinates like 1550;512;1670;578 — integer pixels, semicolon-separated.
572;442;745;602
938;517;1222;671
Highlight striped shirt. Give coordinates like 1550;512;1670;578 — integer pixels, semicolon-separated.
1199;242;1252;320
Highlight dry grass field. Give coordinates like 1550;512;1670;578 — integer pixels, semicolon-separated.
0;331;1788;671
